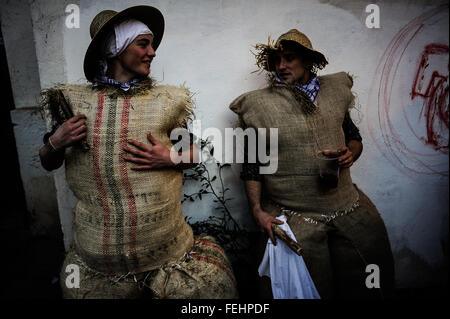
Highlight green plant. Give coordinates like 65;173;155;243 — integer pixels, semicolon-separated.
182;140;249;259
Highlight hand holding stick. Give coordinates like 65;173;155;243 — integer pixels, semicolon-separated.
55;90;90;152
271;224;303;256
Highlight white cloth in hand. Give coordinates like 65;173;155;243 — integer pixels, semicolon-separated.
258;215;320;299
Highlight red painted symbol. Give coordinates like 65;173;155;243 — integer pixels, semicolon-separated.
367;4;448;177
411;44;449;152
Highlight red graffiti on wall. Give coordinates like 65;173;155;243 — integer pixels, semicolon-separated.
367;4;449;177
411;44;449;152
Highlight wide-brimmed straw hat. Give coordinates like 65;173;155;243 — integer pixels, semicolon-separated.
254;29;328;73
83;6;164;82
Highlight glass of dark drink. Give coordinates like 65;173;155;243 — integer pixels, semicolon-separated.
316;151;341;188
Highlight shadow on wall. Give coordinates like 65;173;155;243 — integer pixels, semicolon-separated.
0;21;65;299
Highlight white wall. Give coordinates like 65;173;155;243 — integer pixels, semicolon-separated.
3;0;448;289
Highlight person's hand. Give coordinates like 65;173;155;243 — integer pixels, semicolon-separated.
123;131;174;170
49;114;87;150
252;209;284;245
322;145;354;168
336;145;354;168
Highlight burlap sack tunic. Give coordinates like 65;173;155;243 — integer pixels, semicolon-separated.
230;72;394;299
43;83;238;299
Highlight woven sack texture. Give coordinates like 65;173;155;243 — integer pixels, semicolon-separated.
60;235;239;299
230;72;359;213
43;83;195;275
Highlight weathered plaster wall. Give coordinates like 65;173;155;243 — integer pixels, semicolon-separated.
1;0;60;238
2;0;448;289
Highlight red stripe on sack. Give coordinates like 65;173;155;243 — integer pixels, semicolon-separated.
194;239;226;257
191;253;237;287
92;91;112;270
119;97;138;268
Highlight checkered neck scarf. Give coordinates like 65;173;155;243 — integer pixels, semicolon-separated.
93;75;143;91
275;73;320;105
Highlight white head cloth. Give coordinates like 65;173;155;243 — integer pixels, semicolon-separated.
103;19;153;58
99;19;153;76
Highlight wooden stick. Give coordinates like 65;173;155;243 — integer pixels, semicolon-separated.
55;90;90;152
271;224;303;256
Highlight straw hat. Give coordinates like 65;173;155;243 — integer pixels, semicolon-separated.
83;6;164;82
254;29;328;73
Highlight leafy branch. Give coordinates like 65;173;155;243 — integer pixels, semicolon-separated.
182;139;249;258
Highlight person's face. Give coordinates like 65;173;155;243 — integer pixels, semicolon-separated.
118;34;155;78
274;49;308;84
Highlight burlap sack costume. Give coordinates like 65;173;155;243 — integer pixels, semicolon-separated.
42;81;238;299
230;72;395;299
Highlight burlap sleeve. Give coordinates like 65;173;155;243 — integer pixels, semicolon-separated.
345;72;356;111
161;86;195;152
339;72;362;143
229;92;253;129
166;86;195;131
229;93;264;181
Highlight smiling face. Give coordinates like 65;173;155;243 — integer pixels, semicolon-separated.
116;34;155;80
